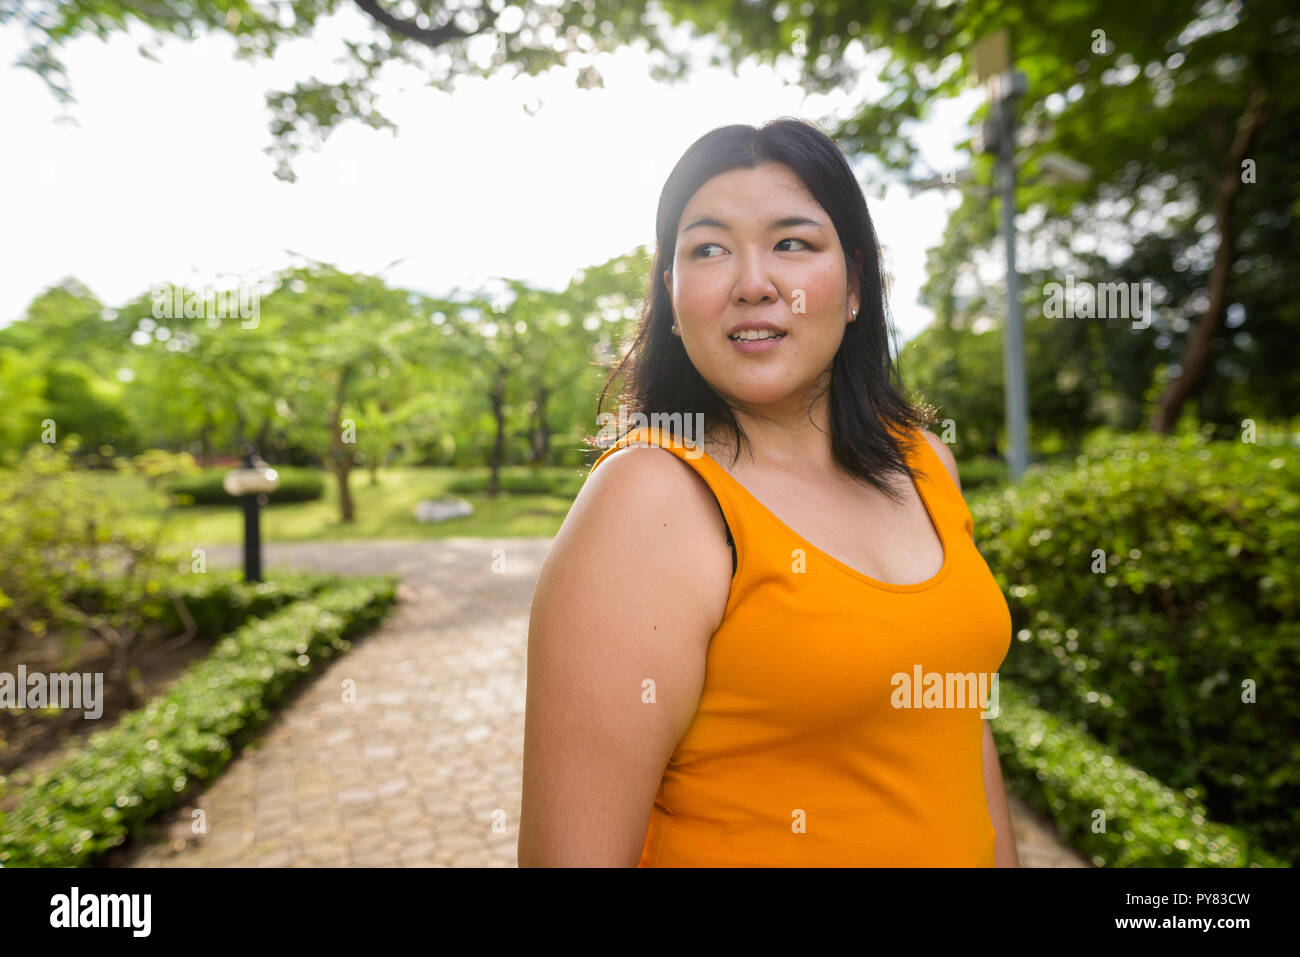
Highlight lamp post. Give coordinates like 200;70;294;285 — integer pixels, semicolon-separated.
991;67;1030;481
908;35;1092;482
223;447;280;582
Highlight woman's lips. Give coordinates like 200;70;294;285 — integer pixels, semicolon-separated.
728;332;786;354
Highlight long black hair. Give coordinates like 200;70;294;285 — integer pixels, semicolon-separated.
586;116;937;504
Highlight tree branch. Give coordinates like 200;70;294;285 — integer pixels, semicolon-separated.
1150;82;1270;433
352;0;482;47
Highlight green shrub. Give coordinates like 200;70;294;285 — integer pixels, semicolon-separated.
955;456;1008;492
167;465;325;505
971;429;1299;861
129;449;201;487
64;568;336;640
0;440;180;676
994;677;1285;867
0;576;398;867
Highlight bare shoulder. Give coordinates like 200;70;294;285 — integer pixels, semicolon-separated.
541;440;733;656
917;427;962;493
577;445;733;586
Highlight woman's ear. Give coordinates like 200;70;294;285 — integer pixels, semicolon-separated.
849;249;864;317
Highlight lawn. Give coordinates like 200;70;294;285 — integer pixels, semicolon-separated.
102;466;581;545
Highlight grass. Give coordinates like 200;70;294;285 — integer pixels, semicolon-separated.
106;466;582;545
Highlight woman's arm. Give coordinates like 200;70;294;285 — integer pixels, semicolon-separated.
517;447;731;866
921;429;1022;867
982;720;1021;867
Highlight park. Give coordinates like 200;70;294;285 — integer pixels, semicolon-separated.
0;0;1294;894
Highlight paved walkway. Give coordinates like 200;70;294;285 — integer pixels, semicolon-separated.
109;540;1089;868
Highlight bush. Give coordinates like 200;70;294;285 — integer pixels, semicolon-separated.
970;428;1299;861
955;456;1008;492
167;465;325;505
0;576;399;867
0;440;182;696
128;449;201;487
994;678;1284;867
64;568;336;641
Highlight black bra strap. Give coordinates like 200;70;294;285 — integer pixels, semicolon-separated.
715;499;737;578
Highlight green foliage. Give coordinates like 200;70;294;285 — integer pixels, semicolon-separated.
994;678;1285;867
971;428;1300;861
0;348;46;455
166;464;326;506
954;456;1008;492
0;439;179;666
0;576;399;867
63;568;336;641
129;448;201;487
4;0;703;181
862;0;1299;434
39;359;135;460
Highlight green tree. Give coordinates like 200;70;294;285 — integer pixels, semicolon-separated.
4;0;699;181
0;279;137;459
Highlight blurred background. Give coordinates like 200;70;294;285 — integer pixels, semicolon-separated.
0;0;1295;869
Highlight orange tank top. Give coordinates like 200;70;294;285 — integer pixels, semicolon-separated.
587;423;1012;866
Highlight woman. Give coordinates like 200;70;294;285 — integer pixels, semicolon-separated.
518;117;1019;867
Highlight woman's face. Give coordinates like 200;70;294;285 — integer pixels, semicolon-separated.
664;161;861;413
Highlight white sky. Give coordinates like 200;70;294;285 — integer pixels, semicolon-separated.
0;5;979;345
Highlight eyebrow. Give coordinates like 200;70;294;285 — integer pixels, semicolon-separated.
679;215;825;235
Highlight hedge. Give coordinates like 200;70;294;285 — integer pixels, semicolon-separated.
970;429;1298;861
64;568;338;639
167;465;325;505
0;575;399;867
994;677;1284;867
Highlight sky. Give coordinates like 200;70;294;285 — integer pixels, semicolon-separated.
1;5;981;346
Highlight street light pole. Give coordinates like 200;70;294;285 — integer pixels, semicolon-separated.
223;444;281;583
993;70;1030;480
912;36;1088;482
240;450;263;582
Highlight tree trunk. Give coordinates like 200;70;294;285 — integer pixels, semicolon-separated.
198;415;213;464
1151;85;1269;434
488;370;507;497
330;362;356;522
256;417;272;458
532;385;550;466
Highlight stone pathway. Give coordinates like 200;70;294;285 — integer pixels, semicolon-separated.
108;540;1089;868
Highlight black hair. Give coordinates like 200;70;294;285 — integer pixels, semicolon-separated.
585;116;937;504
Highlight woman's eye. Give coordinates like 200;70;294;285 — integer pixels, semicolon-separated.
692;238;810;258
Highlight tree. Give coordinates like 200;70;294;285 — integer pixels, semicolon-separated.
258;263;427;521
3;0;699;181
0;279;138;459
11;2;1295;435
